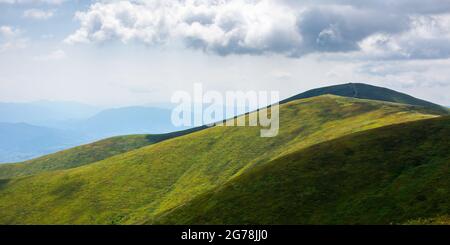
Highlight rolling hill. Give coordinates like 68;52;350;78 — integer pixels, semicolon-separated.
0;94;441;224
0;126;206;179
153;116;450;224
281;83;449;115
2;83;446;164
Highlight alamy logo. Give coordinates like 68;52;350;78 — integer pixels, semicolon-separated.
171;83;280;137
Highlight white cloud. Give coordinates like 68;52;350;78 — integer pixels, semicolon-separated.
34;49;66;61
271;71;292;81
0;25;18;38
0;25;27;52
357;59;450;88
64;0;450;60
0;0;64;4
23;9;54;20
358;14;450;59
64;0;303;56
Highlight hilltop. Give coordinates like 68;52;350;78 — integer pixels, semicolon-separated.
281;83;449;115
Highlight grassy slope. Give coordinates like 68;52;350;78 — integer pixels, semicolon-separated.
405;215;450;225
0;126;206;180
282;83;449;115
0;95;438;224
155;117;450;225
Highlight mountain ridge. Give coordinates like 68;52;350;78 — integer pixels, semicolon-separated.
281;83;449;115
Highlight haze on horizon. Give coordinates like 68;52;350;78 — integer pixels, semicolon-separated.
1;0;450;107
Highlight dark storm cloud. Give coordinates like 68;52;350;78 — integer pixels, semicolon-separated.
294;6;409;55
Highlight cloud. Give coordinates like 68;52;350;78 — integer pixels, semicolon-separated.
0;25;27;52
23;8;54;20
308;0;450;15
59;0;450;59
0;25;18;38
0;0;65;4
65;1;172;45
33;49;66;61
356;59;450;88
358;15;450;60
271;71;292;81
65;0;302;57
295;5;409;55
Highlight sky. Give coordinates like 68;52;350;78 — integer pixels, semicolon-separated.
1;0;450;107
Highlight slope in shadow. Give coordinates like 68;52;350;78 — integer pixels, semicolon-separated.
154;116;450;225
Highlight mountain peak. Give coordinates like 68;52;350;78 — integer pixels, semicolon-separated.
282;83;449;115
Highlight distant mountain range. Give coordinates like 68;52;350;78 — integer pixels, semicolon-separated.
0;100;252;163
0;101;100;126
0;102;183;163
0;83;448;224
0;122;79;163
76;106;180;138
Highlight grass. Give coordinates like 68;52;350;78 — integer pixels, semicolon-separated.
154;117;450;225
0;95;440;224
405;216;450;225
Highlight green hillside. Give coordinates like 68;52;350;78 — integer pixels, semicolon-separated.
0;95;438;224
0;126;205;180
154;117;450;225
405;215;450;225
282;83;449;115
